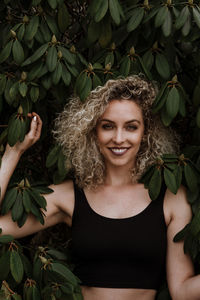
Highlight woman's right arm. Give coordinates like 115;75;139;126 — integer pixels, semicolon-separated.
0;113;71;238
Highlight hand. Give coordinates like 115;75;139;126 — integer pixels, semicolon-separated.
6;112;42;156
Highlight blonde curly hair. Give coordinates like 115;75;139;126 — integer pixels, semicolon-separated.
53;75;179;188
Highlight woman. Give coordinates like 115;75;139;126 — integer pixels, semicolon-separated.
0;76;200;300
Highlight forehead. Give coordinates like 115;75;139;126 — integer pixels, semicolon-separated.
100;99;143;121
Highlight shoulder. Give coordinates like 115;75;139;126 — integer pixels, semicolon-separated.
44;179;75;218
164;186;192;228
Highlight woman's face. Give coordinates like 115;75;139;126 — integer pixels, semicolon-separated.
96;99;144;169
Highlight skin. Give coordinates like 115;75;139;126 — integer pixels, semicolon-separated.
0;102;200;300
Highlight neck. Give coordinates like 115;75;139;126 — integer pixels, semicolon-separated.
104;165;135;187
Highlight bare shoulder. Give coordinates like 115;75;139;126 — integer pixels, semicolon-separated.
164;186;192;227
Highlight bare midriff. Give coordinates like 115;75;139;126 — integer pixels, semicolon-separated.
81;286;157;300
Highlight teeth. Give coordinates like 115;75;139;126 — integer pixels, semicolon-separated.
111;148;127;154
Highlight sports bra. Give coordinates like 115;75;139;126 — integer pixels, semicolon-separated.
71;183;167;289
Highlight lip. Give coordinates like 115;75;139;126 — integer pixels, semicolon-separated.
108;147;130;156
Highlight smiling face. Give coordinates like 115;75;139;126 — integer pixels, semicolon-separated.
96;99;144;170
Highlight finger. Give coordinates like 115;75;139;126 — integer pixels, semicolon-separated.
31;113;42;139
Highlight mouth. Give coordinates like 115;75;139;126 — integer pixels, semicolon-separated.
108;147;130;156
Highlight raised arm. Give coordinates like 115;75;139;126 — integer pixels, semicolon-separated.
166;187;200;300
0;113;72;238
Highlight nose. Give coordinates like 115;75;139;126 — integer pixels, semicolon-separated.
112;128;125;144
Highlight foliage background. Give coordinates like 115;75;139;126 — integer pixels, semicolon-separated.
0;0;200;299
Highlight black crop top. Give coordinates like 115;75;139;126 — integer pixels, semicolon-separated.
71;183;167;289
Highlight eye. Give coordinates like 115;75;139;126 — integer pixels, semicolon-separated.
126;124;138;131
102;123;114;130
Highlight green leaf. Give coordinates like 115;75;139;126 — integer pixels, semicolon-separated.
164;167;178;194
0;75;7;95
173;224;189;242
11;192;24;222
98;17;112;48
62;65;71;86
162;10;172;37
28;189;47;210
12;39;24;65
80;75;92;101
8;117;21;147
58;3;71;32
155;53;170;80
24;15;39;41
196;107;200;128
0;234;14;243
22;43;49;66
148;168;162;200
166;86;180;119
52;61;62;85
152;83;169;113
46;145;60;167
182;15;191;36
48;0;57;9
1;188;18;214
0;251;10;280
120;56;131;77
41;74;52;90
19;82;28;97
92;74;102;89
17;24;25;41
87;20;101;44
142;50;154;71
0;40;13;64
58;46;76;65
22;189;32;213
46;15;60;37
175;6;190;29
9;82;19;101
109;0;121;25
28;61;44;81
10;250;24;283
46;46;57;72
161;105;173;126
127;7;144;32
95;0;109;22
184;163;198;191
51;263;80;285
192;7;200;29
30;86;39;102
155;6;168;28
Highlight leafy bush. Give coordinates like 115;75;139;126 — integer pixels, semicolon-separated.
0;0;200;298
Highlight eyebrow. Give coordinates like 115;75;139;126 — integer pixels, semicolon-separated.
99;118;141;124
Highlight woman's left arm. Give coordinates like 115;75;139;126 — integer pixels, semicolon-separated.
166;186;200;300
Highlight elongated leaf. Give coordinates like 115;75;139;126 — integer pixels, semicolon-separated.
0;234;14;243
0;75;7;95
0;40;13;64
30;86;39;102
0;251;10;280
22;43;49;66
46;145;60;167
80;75;92;101
166;86;180;119
62;65;71;86
184;163;198;191
173;224;189;242
127;8;144;32
58;3;71;32
155;53;170;79
46;46;57;72
24;15;39;41
162;10;172;37
88;20;101;44
10;250;24;283
17;24;25;41
193;7;200;29
95;0;109;22
12;39;24;64
48;0;57;9
152;83;168;113
9;82;19;100
22;189;32;213
52;61;62;85
182;15;191;36
8;117;21;146
164;167;178;194
120;56;130;77
28;189;47;210
109;0;121;25
148;168;162;200
19;82;28;97
1;188;18;214
155;6;168;28
58;46;75;65
11;192;24;222
142;50;154;71
51;263;80;285
175;6;190;29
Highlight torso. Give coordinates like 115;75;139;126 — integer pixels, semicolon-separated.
56;180;172;300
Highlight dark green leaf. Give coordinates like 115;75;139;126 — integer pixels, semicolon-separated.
11;192;24;222
0;251;10;280
127;7;144;32
184;163;198;191
155;53;170;79
24;15;39;41
58;3;71;32
1;188;18;214
109;0;121;25
175;6;190;29
148;168;162;200
46;46;57;72
0;40;13;64
22;43;49;66
166;86;180;119
95;0;109;22
193;7;200;29
155;6;168;28
164;167;178;194
162;10;172;37
12;39;24;64
10;250;24;283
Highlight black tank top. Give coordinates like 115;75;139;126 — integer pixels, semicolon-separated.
71;183;167;289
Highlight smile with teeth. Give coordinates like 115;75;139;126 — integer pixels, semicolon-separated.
109;148;130;155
